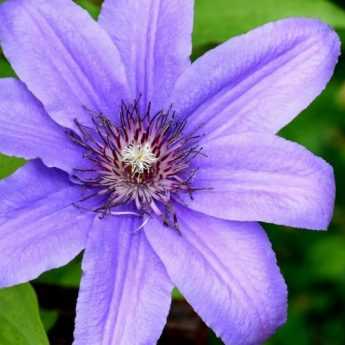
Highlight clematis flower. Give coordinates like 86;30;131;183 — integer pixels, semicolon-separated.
0;0;339;344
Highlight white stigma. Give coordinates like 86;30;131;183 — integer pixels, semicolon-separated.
121;143;158;174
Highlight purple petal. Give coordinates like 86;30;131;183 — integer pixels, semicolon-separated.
0;159;67;215
182;133;335;230
99;0;193;111
74;216;172;345
0;78;84;174
0;0;130;129
0;160;92;287
169;18;340;138
145;206;287;345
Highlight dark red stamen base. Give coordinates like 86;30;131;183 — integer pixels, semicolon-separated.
67;100;203;228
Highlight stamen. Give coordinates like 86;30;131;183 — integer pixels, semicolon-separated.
67;100;204;226
120;143;158;175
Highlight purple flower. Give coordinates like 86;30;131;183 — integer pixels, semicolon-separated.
0;0;339;344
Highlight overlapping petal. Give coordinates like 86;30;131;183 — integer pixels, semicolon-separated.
0;160;92;287
0;1;338;344
0;78;83;174
99;0;193;111
74;216;172;345
0;0;130;129
169;18;340;139
180;133;335;230
145;206;287;345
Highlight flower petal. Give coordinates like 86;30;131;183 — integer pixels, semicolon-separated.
183;133;335;230
169;18;340;138
99;0;193;111
74;216;172;345
0;78;83;174
0;160;92;287
145;207;287;345
0;160;67;215
0;0;130;129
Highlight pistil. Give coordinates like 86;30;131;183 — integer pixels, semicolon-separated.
121;143;158;175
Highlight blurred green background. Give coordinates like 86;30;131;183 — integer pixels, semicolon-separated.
0;0;345;344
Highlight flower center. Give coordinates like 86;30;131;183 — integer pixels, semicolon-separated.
67;101;201;227
121;143;158;175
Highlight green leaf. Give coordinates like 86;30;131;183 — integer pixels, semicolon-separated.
193;0;345;47
74;0;100;19
0;284;49;345
0;57;15;78
36;256;82;288
172;287;184;300
40;310;59;333
0;154;25;180
307;236;345;282
266;309;310;345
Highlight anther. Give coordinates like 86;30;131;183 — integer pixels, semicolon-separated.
120;143;158;175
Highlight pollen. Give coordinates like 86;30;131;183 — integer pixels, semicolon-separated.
121;143;158;175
